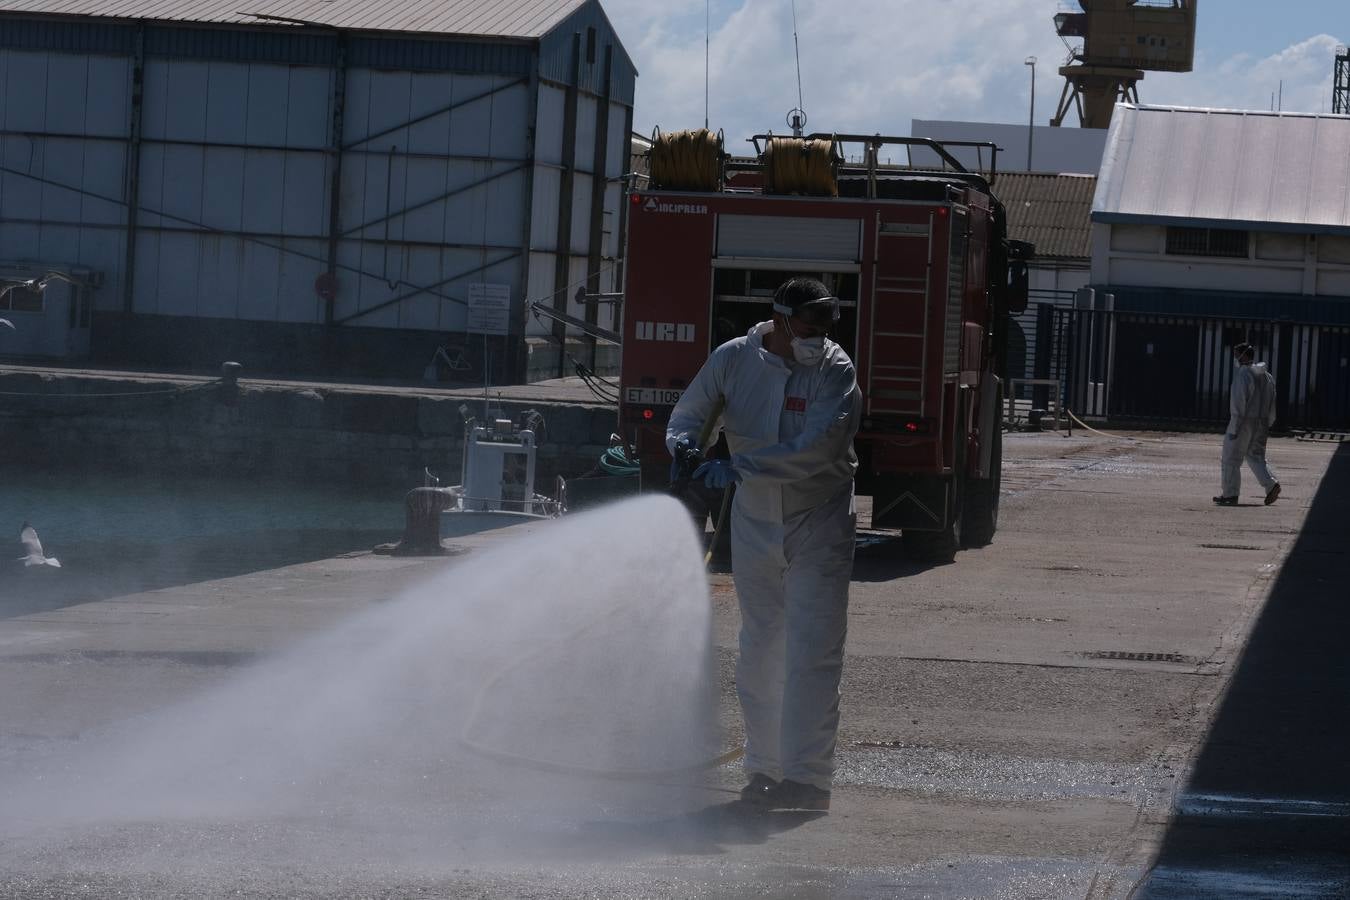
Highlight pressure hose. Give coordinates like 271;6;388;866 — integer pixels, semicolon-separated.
695;399;734;567
597;444;640;476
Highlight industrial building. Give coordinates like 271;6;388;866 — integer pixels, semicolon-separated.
1036;103;1350;429
1091;104;1350;321
0;0;635;382
910;120;1107;175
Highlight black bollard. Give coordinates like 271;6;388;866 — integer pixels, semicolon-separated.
218;361;242;406
391;487;458;556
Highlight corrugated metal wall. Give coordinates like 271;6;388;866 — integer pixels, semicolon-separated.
329;67;532;331
0;8;636;377
525;67;631;341
539;0;636;105
0;49;131;296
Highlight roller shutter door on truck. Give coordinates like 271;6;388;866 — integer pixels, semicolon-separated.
716;215;862;262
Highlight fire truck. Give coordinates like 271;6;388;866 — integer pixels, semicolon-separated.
618;132;1032;560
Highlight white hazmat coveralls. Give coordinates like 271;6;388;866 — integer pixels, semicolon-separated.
1222;361;1278;498
667;321;861;790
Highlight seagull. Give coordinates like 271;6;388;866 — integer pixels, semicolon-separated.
19;522;61;568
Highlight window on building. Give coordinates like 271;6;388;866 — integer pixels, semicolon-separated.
1165;226;1249;259
1;285;43;313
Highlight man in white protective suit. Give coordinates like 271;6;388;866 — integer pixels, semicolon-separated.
1214;342;1280;507
666;277;861;812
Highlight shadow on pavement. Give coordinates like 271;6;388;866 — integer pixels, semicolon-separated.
851;532;951;583
705;533;948;582
1136;442;1350;897
578;802;826;856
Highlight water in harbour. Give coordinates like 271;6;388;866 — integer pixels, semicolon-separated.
0;466;404;615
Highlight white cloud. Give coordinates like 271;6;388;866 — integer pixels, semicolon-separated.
604;0;1082;142
1147;34;1345;114
602;1;1348;143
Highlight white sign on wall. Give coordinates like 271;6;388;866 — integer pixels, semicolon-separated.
466;283;511;335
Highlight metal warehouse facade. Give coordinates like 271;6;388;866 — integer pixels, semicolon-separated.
0;0;635;381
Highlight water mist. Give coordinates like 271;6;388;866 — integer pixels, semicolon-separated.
0;495;725;877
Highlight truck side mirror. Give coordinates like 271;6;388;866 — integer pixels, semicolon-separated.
1006;240;1034;314
1008;260;1029;314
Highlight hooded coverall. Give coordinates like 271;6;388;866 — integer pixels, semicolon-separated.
1222;361;1278;498
667;321;862;790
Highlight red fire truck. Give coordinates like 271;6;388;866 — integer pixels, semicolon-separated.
619;133;1032;559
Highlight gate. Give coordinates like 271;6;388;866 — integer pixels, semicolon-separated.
1042;309;1350;431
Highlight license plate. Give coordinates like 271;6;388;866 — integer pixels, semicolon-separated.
624;387;684;406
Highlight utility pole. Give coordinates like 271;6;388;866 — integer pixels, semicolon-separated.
1025;57;1037;171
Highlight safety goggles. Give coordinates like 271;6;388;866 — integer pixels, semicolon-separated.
772;296;840;328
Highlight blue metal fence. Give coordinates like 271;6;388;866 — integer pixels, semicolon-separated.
1046;308;1350;431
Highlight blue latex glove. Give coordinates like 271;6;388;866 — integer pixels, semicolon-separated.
693;459;741;489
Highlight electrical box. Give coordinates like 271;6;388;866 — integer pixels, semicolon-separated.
460;426;537;512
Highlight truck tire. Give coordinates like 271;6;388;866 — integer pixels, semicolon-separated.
960;425;1002;548
901;477;962;563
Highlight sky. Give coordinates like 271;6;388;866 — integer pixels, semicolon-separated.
599;0;1349;146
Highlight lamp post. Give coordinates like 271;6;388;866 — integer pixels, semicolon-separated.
1025;56;1037;172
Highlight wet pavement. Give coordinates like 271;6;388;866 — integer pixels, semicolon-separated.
0;430;1347;898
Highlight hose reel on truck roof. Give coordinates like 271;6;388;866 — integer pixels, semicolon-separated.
759;134;840;197
648;127;726;192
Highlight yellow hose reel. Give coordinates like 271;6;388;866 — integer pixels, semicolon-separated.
761;135;840;197
648;127;726;193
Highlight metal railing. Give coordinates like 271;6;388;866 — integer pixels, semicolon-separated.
1005;378;1065;432
1041;308;1350;431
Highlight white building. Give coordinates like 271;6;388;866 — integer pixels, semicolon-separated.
0;0;635;382
1091;104;1350;322
911;120;1108;176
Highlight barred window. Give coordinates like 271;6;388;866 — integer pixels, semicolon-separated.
1165;226;1249;259
1;285;43;313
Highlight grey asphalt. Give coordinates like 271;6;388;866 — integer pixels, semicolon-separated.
0;430;1345;899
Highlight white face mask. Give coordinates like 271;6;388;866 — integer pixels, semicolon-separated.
784;317;826;366
792;336;825;366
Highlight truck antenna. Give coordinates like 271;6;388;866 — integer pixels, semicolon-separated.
789;0;806;137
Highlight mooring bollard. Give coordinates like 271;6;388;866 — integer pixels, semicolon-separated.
218;361;242;406
392;487;456;556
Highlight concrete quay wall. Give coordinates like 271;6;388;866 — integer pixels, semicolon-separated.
0;369;621;491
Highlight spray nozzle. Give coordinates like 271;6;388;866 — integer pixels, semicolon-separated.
669;440;706;493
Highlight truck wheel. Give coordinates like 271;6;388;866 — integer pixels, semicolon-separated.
960;426;1002;548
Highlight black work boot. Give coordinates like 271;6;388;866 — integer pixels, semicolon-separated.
738;773;779;807
1264;483;1281;505
770;779;831;811
1212;495;1238;506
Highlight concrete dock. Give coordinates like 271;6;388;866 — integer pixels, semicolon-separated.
0;430;1346;898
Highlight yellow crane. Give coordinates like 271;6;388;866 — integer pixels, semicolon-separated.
1051;0;1199;129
